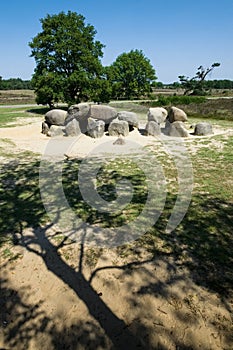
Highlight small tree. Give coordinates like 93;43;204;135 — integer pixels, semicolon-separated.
107;49;157;100
29;11;105;105
179;63;220;95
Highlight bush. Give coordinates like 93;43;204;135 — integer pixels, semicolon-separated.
141;95;206;107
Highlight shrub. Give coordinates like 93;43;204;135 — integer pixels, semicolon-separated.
141;95;206;107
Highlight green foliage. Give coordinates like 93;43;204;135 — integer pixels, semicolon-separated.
29;11;105;105
31;72;64;107
90;77;112;103
107;49;157;100
0;78;32;90
179;63;220;95
203;79;233;89
142;95;206;107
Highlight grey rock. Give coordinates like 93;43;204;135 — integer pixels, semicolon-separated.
87;118;105;138
47;125;65;137
117;111;139;128
65;103;90;133
88;104;118;124
65;118;81;137
194;122;213;136
145;121;161;136
68;103;90;118
165;120;189;137
147;107;168;124
42;121;50;135
168;106;188;123
45;109;67;126
108;119;129;137
113;135;126;145
65;103;117;133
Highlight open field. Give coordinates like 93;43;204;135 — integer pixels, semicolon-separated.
0;101;233;349
0;89;36;105
0;88;233;106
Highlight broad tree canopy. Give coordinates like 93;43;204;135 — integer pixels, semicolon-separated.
29;11;105;106
107;49;157;100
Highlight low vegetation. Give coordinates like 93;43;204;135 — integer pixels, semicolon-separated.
0;89;35;105
141;96;233;121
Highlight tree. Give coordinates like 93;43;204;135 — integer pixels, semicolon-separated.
0;77;32;90
179;63;220;95
29;11;105;105
107;49;157;100
31;72;63;107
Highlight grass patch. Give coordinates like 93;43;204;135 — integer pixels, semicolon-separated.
141;95;206;107
62;158;149;228
191;136;233;200
0;108;30;127
0;105;67;127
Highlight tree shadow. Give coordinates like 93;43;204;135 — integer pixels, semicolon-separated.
0;157;233;349
26;106;67;116
0;266;49;350
150;194;233;297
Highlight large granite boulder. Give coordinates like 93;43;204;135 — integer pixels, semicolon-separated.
194;122;213;136
145;121;161;136
45;109;67;126
87;118;105;138
108;119;129;137
165;120;189;137
168;106;188;123
88;104;118;125
117;111;139;128
65;103;90;133
147;107;168;124
47;125;65;137
65;103;117;133
65;118;81;137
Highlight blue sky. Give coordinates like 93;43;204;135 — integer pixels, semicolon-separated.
0;0;232;83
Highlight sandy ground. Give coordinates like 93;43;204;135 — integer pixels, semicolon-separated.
1;118;233;349
0;117;232;158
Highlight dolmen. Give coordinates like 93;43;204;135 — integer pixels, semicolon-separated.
41;103;213;139
42;103;139;138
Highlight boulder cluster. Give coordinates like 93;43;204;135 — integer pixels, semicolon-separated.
145;106;190;137
42;103;213;139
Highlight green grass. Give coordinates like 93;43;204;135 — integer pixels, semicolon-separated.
0;106;65;127
141;95;206;107
62;158;149;228
0;107;29;127
0;107;43;128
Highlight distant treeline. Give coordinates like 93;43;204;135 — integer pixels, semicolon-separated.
1;76;233;91
157;80;233;90
203;80;233;89
0;77;33;90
